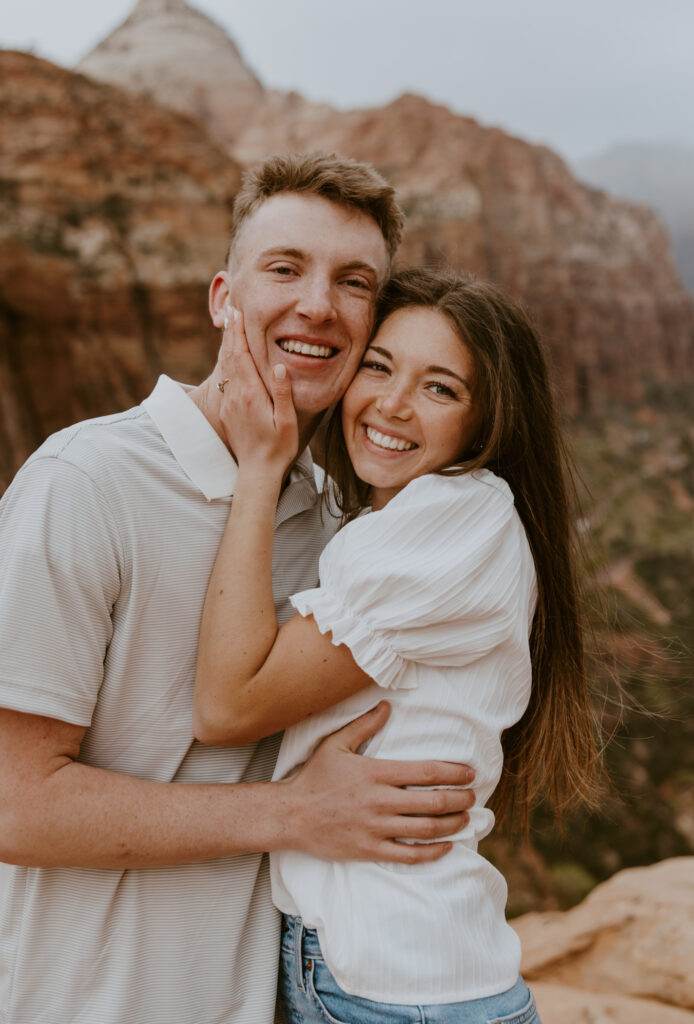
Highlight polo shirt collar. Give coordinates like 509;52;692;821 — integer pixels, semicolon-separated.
143;374;318;504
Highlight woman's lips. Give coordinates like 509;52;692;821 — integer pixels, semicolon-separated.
363;424;418;452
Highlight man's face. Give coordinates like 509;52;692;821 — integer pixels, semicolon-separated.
209;192;389;423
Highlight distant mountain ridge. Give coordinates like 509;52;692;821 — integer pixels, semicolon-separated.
574;142;694;295
76;0;265;145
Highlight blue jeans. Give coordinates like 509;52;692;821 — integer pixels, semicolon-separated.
279;915;541;1024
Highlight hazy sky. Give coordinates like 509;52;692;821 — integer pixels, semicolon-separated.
3;0;693;161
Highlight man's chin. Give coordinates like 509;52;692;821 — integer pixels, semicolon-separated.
289;382;341;423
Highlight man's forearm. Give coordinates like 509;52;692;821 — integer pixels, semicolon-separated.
2;757;292;870
0;704;475;870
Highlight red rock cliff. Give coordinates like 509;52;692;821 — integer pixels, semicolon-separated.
233;92;694;414
0;51;240;491
75;0;694;417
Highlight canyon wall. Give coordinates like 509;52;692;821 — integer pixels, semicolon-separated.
0;50;240;489
232;92;694;415
75;0;694;416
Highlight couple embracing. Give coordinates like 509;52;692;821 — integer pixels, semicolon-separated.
0;152;599;1024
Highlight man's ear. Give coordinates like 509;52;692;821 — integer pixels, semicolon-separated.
208;271;232;328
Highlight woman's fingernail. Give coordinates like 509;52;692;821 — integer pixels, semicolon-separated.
273;364;287;381
232;307;240;322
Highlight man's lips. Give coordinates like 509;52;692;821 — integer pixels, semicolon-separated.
276;337;337;359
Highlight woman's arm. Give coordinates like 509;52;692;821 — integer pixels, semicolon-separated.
193;312;373;747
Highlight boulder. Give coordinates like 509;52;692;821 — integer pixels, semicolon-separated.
532;982;694;1024
513;858;694;1015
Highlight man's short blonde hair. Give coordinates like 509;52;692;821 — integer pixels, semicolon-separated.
228;151;404;269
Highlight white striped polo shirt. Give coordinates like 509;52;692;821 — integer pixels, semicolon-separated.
0;375;338;1024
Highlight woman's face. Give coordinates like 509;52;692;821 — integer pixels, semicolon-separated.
341;306;482;510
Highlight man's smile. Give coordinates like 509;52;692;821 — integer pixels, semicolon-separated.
277;337;337;359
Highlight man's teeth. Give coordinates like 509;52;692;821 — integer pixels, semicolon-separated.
365;427;417;452
279;340;333;358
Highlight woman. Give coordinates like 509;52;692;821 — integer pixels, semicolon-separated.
194;268;601;1024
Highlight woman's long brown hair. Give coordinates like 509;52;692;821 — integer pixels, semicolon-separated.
323;267;604;832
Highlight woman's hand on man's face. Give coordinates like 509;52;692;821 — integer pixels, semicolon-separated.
217;306;299;479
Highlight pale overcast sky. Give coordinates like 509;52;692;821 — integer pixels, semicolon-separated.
3;0;693;161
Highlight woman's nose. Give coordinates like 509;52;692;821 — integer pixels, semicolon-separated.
377;384;413;419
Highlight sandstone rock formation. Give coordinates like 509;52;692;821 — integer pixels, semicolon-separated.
76;0;265;146
575;142;694;296
233;92;694;415
0;50;240;491
512;858;694;1022
531;983;694;1024
76;1;694;416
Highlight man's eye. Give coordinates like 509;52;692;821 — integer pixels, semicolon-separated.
344;277;370;290
270;265;296;276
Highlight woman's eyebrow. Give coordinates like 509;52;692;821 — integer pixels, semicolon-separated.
427;364;471;388
369;347;471;389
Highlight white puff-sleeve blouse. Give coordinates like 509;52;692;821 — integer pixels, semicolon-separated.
270;470;538;1004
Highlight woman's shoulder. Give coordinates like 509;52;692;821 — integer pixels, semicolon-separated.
389;468;514;512
324;470;516;569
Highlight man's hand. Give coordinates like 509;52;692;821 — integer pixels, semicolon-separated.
279;702;475;864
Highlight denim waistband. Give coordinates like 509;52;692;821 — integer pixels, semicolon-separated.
280;914;536;1022
281;913;325;958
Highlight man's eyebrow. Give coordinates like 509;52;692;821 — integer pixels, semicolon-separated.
259;249;379;280
368;346;472;389
340;259;379;278
258;246;306;260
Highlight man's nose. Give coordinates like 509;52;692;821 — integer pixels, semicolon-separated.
295;277;337;322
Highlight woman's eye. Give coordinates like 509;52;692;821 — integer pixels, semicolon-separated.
428;382;457;398
360;360;389;373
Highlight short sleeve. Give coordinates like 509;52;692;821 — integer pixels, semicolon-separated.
290;472;530;691
0;456;122;724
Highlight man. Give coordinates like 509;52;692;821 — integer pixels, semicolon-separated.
0;153;475;1024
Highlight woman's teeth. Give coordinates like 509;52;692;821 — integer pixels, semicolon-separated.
278;340;333;358
365;427;417;452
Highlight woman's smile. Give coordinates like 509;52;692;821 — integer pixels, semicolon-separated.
363;424;418;453
342;306;482;509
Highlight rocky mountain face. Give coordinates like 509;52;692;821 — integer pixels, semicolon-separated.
232;92;694;415
575;142;694;296
512;858;694;1023
75;0;694;416
76;0;265;146
0;50;240;489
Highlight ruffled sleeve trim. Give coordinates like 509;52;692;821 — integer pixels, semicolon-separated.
290;588;417;691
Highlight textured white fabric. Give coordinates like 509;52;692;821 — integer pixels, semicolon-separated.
0;376;338;1024
271;470;538;1004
